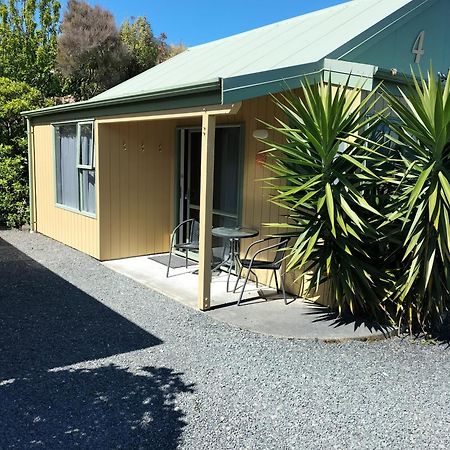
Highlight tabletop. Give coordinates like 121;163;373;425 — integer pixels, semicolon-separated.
212;227;259;239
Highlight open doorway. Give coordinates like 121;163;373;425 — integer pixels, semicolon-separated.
177;124;244;259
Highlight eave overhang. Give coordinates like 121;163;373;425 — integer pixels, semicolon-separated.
22;80;222;123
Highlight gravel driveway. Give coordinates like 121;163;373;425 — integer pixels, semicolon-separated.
0;229;449;450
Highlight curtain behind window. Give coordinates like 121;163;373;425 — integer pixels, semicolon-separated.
80;124;93;166
213;127;240;215
56;124;79;209
81;170;96;214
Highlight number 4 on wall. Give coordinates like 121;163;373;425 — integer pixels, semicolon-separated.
412;31;425;63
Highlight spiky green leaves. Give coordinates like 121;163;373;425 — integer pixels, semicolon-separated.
262;78;389;320
384;67;450;332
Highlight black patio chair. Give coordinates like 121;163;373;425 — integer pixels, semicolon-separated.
234;237;290;305
166;219;199;277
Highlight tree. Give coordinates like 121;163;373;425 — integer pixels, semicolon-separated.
0;0;61;97
384;68;450;332
119;16;170;79
57;0;128;100
0;77;48;227
0;144;29;227
0;2;57;227
0;77;47;151
261;79;389;322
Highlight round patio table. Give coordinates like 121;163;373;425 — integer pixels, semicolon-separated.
212;227;259;292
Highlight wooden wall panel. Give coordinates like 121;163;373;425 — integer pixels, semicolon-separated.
32;124;99;258
33;90;331;305
175;95;314;299
97;121;174;260
215;94;316;300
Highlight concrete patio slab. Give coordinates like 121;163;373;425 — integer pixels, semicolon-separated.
103;254;393;341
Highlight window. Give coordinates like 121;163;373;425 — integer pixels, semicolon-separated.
54;121;96;215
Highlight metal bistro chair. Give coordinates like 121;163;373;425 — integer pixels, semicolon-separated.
234;237;290;305
166;219;199;277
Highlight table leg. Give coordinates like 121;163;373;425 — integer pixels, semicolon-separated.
212;240;231;272
226;238;235;292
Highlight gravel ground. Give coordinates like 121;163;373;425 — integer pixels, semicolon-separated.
0;229;449;450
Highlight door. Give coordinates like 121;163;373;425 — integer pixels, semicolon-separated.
178;125;243;255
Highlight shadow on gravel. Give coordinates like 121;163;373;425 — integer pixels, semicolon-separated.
0;237;161;380
0;364;194;449
408;327;450;348
0;237;195;448
304;304;394;337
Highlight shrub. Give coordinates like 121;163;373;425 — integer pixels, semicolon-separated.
383;68;450;332
262;70;450;334
0;144;29;227
0;77;46;148
261;79;390;322
0;77;48;227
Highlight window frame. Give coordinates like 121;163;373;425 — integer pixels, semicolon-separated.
77;122;95;170
53;119;96;218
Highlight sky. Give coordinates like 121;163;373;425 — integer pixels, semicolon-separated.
62;0;349;47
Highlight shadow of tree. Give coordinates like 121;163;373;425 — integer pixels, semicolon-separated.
304;304;394;337
0;237;195;447
0;237;161;380
0;364;194;449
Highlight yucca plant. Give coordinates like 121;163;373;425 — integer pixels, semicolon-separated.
383;68;450;332
261;79;391;321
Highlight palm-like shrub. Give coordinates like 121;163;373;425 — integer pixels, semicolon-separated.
262;80;389;321
384;69;450;332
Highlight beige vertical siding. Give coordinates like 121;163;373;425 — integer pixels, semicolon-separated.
175;94;312;298
97;120;174;260
217;93;327;300
32;124;100;258
214;97;294;292
174;95;306;296
32;90;331;304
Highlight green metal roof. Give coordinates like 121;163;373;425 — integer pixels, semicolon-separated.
92;0;417;102
24;0;431;118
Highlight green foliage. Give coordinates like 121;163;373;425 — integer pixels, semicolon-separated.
383;68;450;332
263;69;450;333
0;144;29;227
119;16;169;79
57;1;172;100
0;77;48;149
0;2;58;227
57;0;129;100
262;79;390;321
0;0;61;97
0;77;48;227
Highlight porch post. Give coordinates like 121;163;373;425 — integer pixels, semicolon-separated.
197;112;216;310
